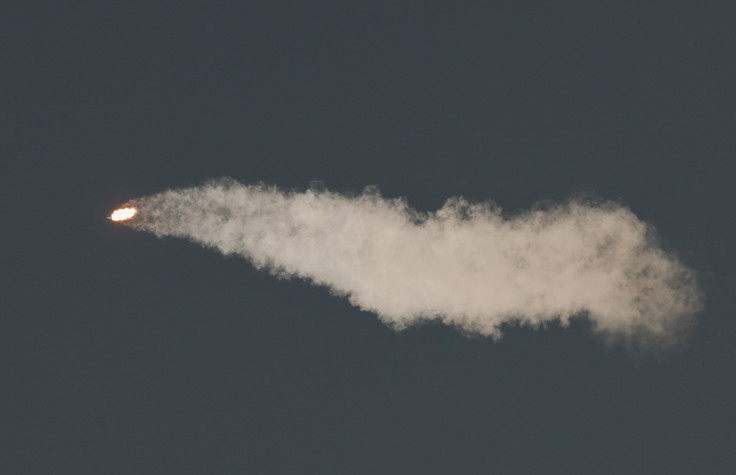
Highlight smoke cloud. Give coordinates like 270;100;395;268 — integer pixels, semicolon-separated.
123;179;703;346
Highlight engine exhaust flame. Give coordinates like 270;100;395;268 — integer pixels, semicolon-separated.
110;207;137;221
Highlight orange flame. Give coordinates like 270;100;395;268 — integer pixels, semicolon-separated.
110;207;137;221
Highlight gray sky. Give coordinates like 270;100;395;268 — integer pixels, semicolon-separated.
3;2;735;474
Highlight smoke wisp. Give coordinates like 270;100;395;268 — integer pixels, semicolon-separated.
123;179;703;346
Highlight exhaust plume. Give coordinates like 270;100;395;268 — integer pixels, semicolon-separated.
120;179;703;346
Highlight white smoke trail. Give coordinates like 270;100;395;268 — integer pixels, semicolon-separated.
123;178;703;346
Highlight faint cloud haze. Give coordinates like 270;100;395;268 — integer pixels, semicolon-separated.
123;179;703;347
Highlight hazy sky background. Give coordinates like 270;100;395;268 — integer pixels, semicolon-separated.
3;2;735;473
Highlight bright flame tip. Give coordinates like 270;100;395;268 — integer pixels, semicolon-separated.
110;207;137;222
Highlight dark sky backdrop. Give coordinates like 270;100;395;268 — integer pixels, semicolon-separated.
3;2;735;474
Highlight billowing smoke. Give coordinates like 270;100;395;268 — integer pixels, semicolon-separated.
122;178;703;346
